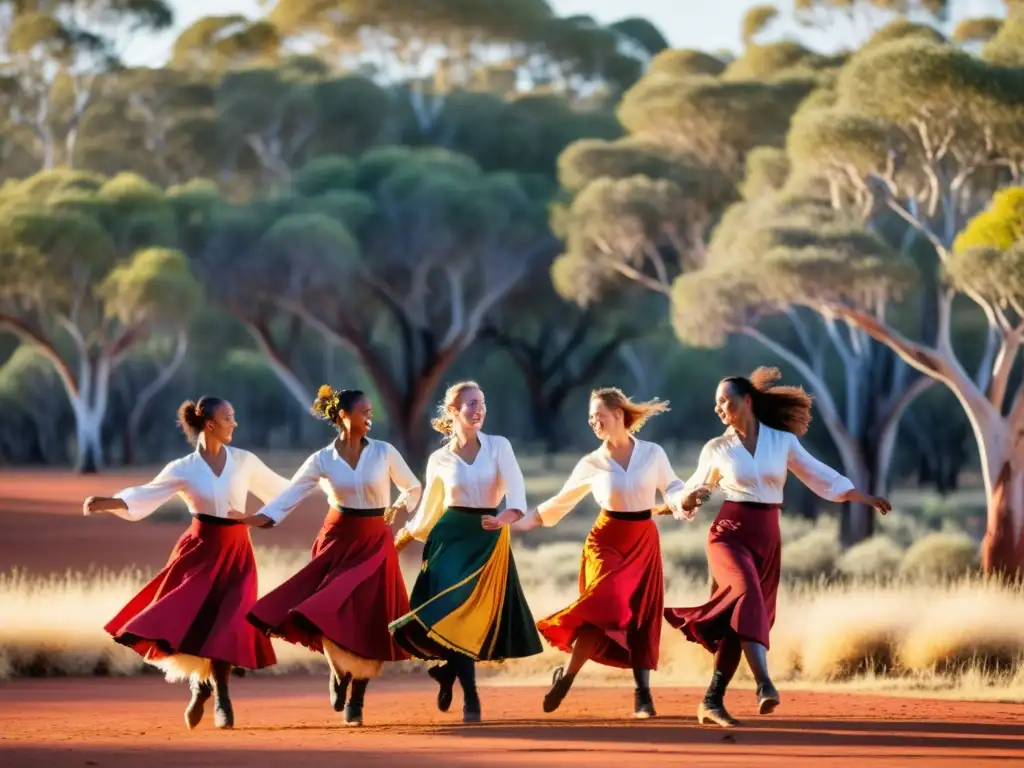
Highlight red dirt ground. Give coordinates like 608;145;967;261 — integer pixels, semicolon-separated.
0;468;339;573
1;676;1023;767
3;471;1024;766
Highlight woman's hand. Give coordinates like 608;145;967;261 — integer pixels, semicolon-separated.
243;513;275;529
83;496;125;516
683;486;713;511
383;503;406;526
394;529;414;552
843;490;892;515
481;509;522;531
511;510;542;532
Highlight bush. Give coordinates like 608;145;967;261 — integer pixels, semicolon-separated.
837;535;905;579
783;527;840;578
899;532;979;580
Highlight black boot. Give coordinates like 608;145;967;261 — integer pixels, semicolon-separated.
330;671;351;713
184;677;212;730
428;662;457;713
697;670;741;728
212;661;234;729
742;641;780;715
453;657;481;724
543;666;574;714
632;668;656;719
345;679;368;726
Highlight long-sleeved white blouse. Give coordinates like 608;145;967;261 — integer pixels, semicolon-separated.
536;438;688;526
113;446;290;522
400;433;527;542
259;439;422;525
679;424;854;516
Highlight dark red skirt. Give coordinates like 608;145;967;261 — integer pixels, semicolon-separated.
247;509;410;663
664;500;781;651
537;511;664;670
105;515;276;674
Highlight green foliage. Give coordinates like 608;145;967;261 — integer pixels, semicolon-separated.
647;49;726;79
982;15;1024;66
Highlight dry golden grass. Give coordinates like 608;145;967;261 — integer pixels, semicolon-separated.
3;537;1024;700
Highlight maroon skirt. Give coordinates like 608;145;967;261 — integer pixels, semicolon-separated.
664;500;781;651
537;511;664;670
247;508;410;663
105;515;276;673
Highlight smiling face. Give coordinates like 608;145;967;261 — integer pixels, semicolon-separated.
340;395;373;439
714;381;751;429
204;402;237;445
451;386;486;432
588;396;625;441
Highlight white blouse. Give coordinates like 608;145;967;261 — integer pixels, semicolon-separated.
259;439;423;525
681;424;853;514
401;433;527;542
113;446;290;522
537;438;688;526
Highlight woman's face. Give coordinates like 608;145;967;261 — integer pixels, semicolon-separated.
714;382;749;428
452;387;486;432
340;397;373;438
588;397;624;441
205;402;237;444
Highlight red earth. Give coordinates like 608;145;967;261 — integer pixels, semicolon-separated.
0;467;338;573
2;470;1023;766
1;676;1023;767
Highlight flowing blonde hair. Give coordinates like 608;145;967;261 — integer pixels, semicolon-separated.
591;387;670;434
431;380;482;439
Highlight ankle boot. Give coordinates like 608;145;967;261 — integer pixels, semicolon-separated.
329;671;350;713
632;668;656;719
428;662;457;713
212;661;234;729
543;665;574;713
184;677;212;730
742;641;780;715
345;679;368;726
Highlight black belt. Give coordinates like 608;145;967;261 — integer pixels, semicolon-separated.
447;506;498;515
603;510;653;521
330;507;387;517
193;514;244;526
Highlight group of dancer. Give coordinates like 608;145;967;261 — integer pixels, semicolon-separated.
82;367;891;731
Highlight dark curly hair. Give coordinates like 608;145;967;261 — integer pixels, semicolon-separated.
311;385;366;429
722;367;813;436
176;396;228;444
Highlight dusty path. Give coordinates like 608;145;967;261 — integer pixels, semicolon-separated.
1;676;1022;767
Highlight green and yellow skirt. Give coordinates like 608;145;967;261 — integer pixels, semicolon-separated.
389;506;543;662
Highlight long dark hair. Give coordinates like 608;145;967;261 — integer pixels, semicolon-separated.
176;396;228;444
722;367;813;436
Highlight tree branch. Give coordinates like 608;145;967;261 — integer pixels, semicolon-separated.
612;262;671;295
126;330;188;456
246;319;313;409
0;313;79;398
989;324;1024;413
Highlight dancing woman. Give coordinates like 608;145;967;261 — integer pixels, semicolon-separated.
513;388;686;719
82;397;290;730
389;381;543;724
664;368;891;727
244;387;422;726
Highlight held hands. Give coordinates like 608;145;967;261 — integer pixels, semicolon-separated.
511;510;542;532
383;503;406;526
394;528;414;553
481;509;522;531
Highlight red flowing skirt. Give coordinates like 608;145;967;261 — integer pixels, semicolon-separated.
105;515;276;671
664;500;781;651
247;509;410;662
537;511;664;670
